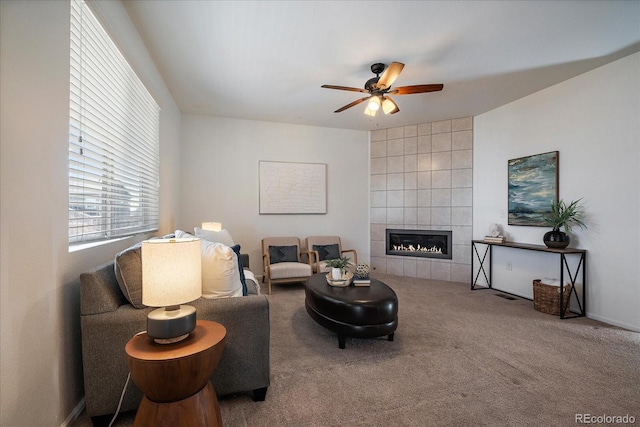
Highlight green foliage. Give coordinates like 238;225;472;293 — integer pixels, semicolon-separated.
543;198;587;233
324;257;351;269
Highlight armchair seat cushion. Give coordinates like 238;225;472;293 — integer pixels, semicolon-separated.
269;262;312;279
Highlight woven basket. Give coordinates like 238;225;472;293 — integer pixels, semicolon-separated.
533;279;571;316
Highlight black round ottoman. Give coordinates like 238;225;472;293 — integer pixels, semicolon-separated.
304;273;398;349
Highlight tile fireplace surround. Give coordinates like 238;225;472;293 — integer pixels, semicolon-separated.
370;117;473;282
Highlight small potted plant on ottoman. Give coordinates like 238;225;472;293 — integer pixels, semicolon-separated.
324;257;351;280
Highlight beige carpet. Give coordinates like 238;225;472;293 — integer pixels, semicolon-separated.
74;274;640;426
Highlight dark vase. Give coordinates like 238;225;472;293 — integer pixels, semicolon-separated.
543;229;570;249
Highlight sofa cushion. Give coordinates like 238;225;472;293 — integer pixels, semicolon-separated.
312;243;340;261
269;245;298;264
194;227;235;247
113;242;146;309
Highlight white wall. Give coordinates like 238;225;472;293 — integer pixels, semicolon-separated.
0;1;182;425
474;52;640;331
179;115;370;274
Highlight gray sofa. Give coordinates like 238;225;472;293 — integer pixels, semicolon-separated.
79;260;270;418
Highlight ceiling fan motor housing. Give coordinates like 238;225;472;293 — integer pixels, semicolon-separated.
366;63;386;92
370;63;385;75
365;77;380;92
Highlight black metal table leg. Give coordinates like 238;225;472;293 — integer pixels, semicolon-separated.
560;252;586;319
472;242;492;290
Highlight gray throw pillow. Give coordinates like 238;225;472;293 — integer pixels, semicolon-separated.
313;244;340;261
114;242;145;309
269;245;298;264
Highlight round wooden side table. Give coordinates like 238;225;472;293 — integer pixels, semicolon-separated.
125;320;226;427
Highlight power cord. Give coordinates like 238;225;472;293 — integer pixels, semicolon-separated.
107;373;130;427
108;330;146;427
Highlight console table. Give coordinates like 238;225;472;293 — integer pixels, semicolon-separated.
471;240;587;319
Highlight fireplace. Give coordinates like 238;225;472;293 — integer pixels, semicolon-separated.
386;229;452;259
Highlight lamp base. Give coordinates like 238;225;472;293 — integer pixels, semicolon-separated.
152;334;190;345
147;305;196;344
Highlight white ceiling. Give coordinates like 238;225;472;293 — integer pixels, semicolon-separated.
123;0;640;131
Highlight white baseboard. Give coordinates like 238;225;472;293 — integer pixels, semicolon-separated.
587;313;640;333
60;397;85;427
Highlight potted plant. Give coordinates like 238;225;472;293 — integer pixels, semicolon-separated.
324;257;351;280
542;198;587;248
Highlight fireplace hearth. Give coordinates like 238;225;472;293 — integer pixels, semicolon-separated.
386;229;452;259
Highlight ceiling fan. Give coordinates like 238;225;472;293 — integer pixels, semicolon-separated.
321;62;443;116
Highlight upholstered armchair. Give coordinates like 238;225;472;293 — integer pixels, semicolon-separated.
262;237;313;294
305;236;358;274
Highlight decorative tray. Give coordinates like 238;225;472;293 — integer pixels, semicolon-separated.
326;272;353;287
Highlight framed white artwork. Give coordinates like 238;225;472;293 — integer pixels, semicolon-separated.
259;161;327;214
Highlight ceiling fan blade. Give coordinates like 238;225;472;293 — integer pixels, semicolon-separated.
334;96;370;113
390;84;444;95
376;62;405;90
321;85;368;93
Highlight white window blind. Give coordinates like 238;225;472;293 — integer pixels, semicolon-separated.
69;0;160;245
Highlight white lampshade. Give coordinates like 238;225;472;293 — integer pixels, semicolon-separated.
142;238;202;343
142;238;202;307
201;222;222;232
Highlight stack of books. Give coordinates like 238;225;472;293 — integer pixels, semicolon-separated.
484;235;505;243
353;277;371;286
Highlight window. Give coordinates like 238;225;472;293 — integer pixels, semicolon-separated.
69;0;160;245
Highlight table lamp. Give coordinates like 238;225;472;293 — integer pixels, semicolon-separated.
142;238;202;344
201;222;222;232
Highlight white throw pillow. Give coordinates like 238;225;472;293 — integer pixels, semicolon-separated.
175;230;243;298
194;227;235;247
175;229;194;239
200;240;243;299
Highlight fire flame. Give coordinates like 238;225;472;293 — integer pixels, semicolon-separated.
392;244;442;254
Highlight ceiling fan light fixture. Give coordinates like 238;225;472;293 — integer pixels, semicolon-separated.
364;106;377;116
367;96;381;112
382;97;398;114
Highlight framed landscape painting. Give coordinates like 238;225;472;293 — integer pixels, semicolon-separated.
508;151;558;226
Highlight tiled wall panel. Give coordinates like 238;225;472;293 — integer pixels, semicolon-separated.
370;117;473;282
